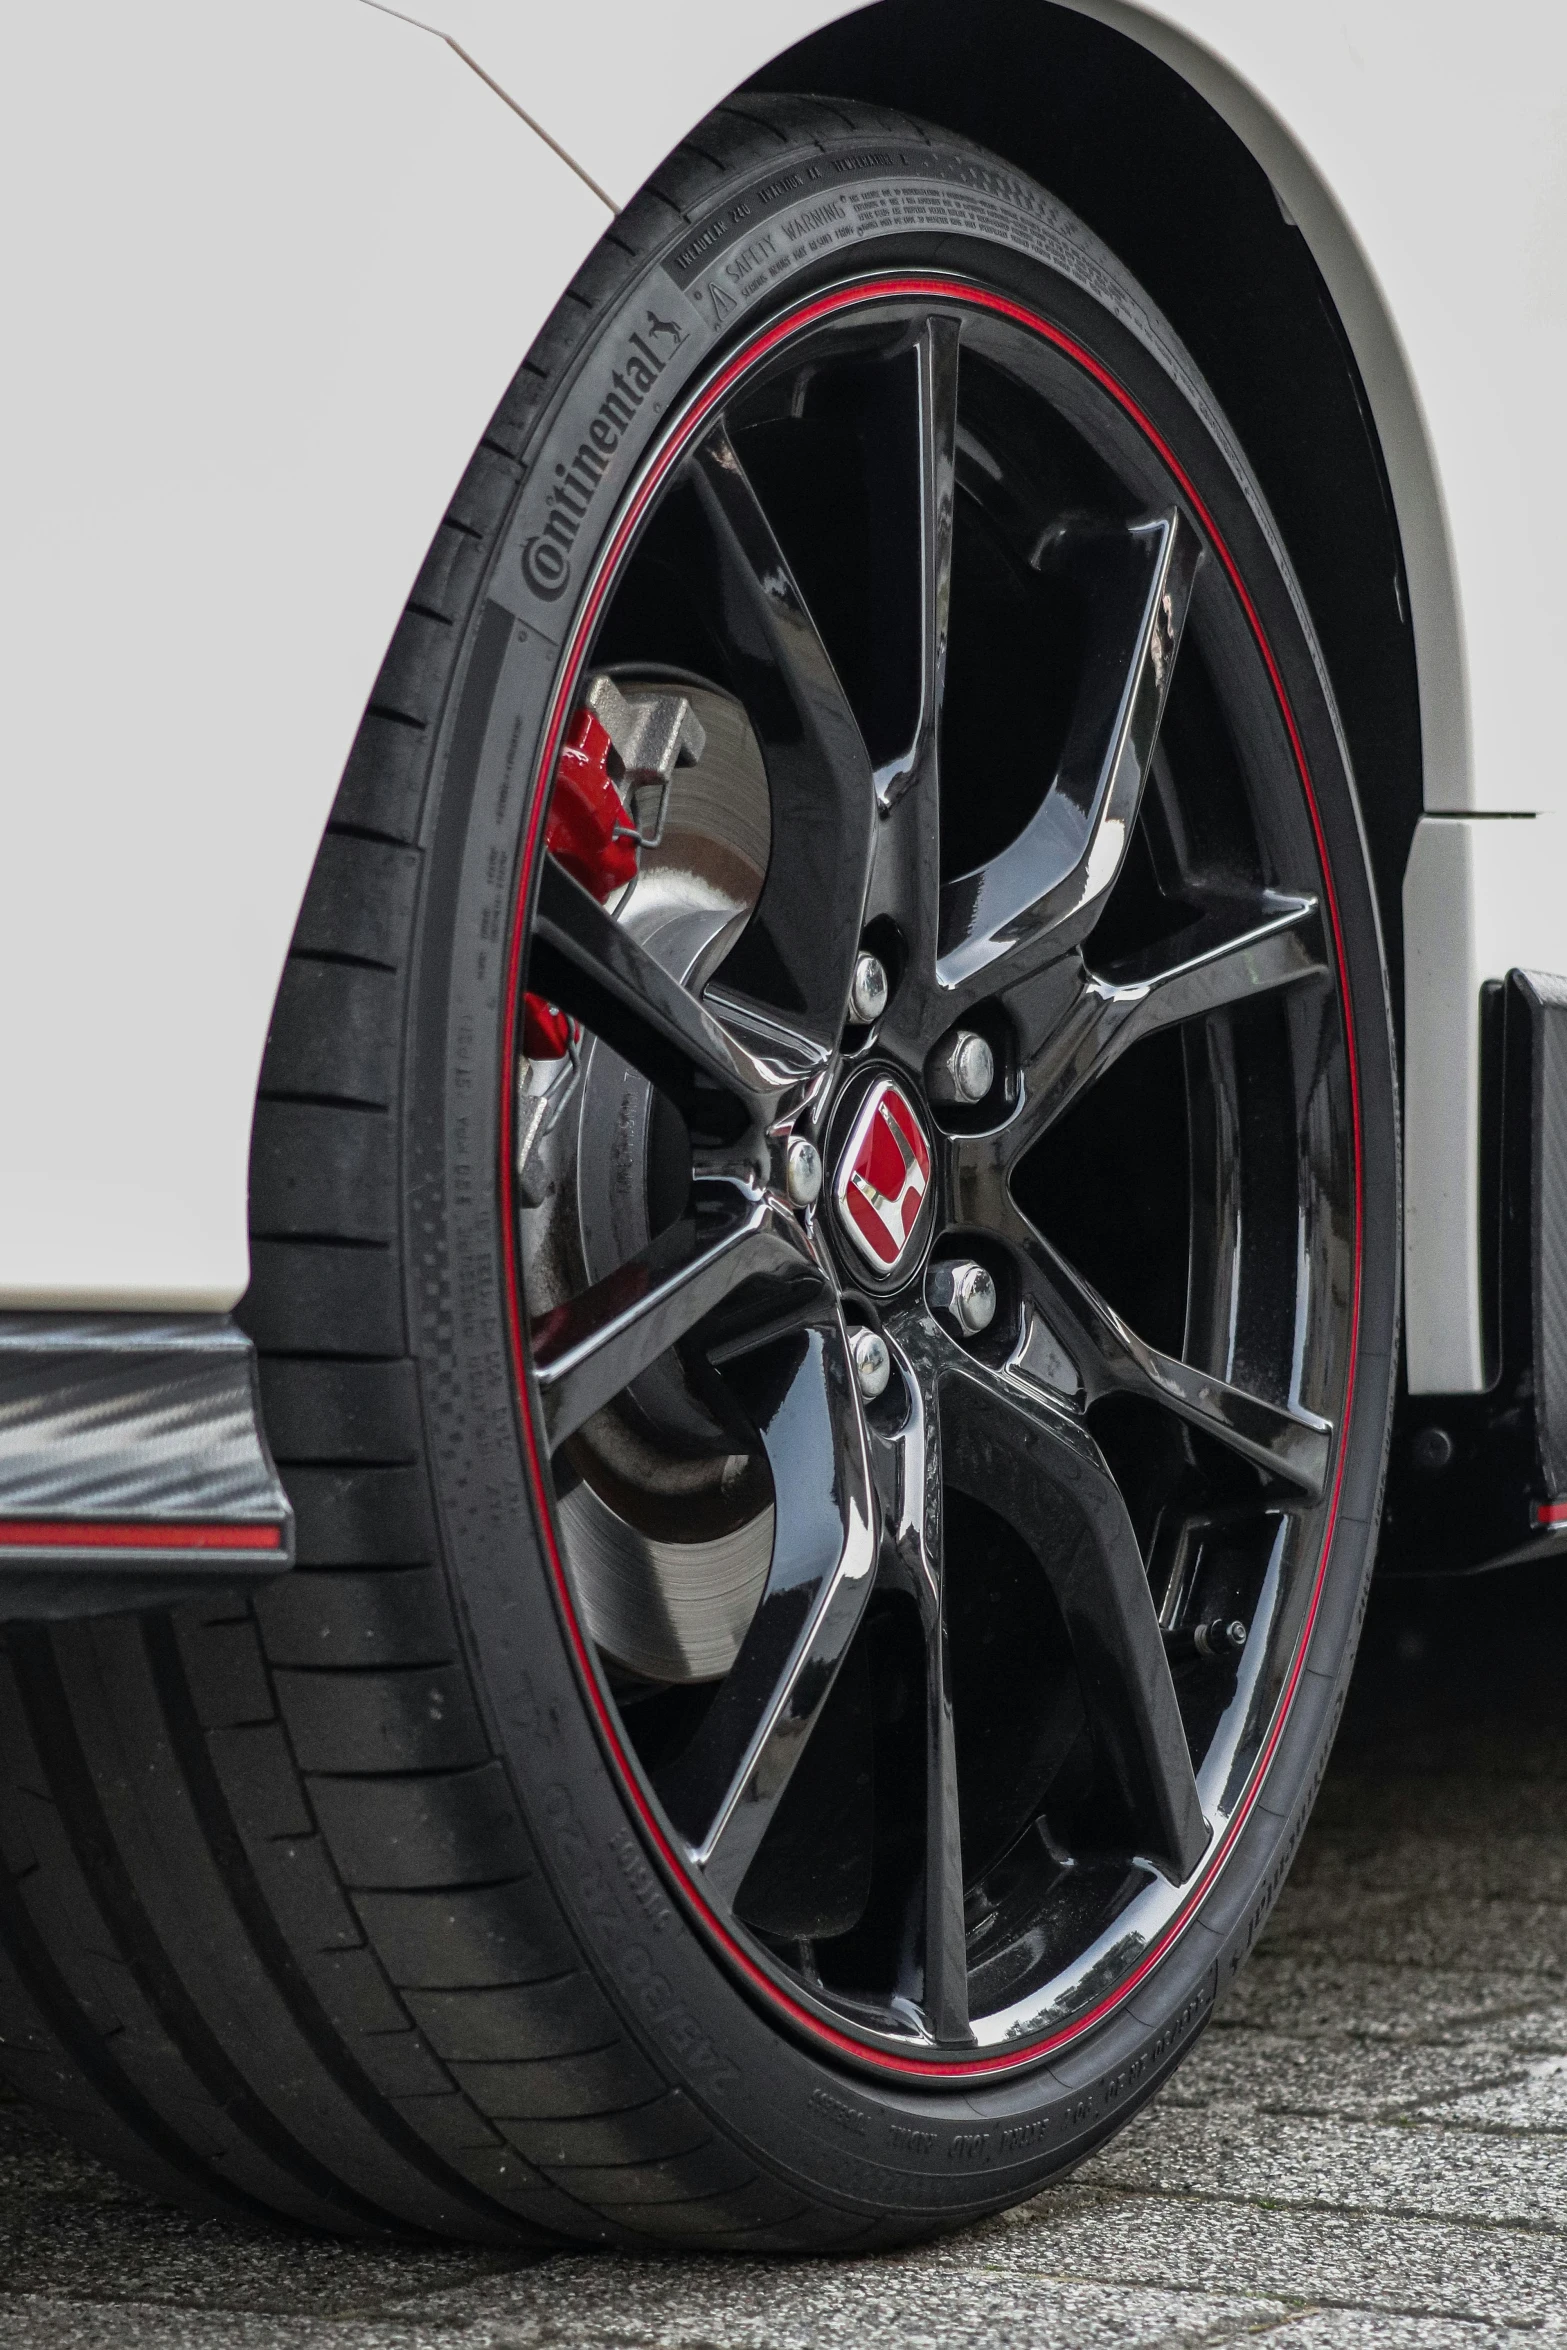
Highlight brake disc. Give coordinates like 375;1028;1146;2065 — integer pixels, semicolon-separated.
520;676;776;1683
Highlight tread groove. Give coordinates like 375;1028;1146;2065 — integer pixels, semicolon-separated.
288;947;401;977
139;1616;563;2245
0;1776;275;2226
327;820;425;851
9;1629;410;2236
254;1094;398;1120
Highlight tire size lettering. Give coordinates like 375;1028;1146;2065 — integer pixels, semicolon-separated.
543;1785;737;2093
1103;1973;1217;2108
608;1827;676;1934
998;2107;1080;2157
809;2087;868;2138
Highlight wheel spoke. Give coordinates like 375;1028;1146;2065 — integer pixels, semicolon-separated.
937;508;1200;994
684;418;877;1046
970;1190;1333;1502
864;316;960;1015
876;313;959;812
531;1183;816;1449
935;1330;1209;1885
657;1312;878;1900
872;1327;969;2044
530;858;813;1130
1004;891;1326;1159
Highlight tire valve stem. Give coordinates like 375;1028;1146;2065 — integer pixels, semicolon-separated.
1165;1617;1249;1662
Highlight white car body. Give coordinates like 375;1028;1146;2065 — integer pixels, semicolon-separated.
3;0;1561;1399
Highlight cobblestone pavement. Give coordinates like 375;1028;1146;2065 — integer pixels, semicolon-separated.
5;1564;1567;2347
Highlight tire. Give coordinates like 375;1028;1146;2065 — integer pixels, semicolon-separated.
0;95;1397;2247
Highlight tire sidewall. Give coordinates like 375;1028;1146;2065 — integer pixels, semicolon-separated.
403;120;1399;2225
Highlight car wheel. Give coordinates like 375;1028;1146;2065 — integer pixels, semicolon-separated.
0;95;1397;2246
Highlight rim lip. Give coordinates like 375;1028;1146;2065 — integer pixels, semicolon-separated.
498;270;1365;2083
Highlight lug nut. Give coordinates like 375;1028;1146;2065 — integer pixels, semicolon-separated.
927;1028;995;1106
929;1258;997;1337
850;1326;892;1402
850;951;890;1024
785;1135;822;1207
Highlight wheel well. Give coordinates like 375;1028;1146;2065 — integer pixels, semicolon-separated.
748;0;1422;1020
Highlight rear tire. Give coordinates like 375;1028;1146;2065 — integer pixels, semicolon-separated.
0;95;1397;2245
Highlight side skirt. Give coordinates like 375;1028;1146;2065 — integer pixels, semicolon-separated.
0;1317;291;1620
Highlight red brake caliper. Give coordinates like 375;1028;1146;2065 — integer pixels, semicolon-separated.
546;706;642;902
516;680;709;1263
522;678;707;1067
516;678;705;1204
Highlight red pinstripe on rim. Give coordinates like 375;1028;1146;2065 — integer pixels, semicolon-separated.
498;274;1364;2079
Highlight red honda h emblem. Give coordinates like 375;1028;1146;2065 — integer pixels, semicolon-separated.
834;1078;932;1274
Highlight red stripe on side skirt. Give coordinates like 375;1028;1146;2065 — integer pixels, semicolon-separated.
0;1520;284;1552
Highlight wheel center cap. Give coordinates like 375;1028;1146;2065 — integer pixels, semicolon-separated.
832;1077;933;1275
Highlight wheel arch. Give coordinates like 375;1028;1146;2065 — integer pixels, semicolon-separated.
744;0;1438;1020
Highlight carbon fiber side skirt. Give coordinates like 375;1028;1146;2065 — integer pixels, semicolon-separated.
0;1317;291;1620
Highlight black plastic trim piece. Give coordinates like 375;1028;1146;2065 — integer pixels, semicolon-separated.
1380;969;1567;1577
1514;971;1567;1499
0;1315;292;1620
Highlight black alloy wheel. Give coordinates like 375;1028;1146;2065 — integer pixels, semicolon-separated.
513;280;1365;2068
0;100;1397;2247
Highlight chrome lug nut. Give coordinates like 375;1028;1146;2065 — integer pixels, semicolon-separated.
927;1027;995;1106
930;1258;997;1336
850;1325;892;1402
850;950;890;1024
785;1135;823;1208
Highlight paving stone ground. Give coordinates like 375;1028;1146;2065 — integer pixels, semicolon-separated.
5;1562;1567;2346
